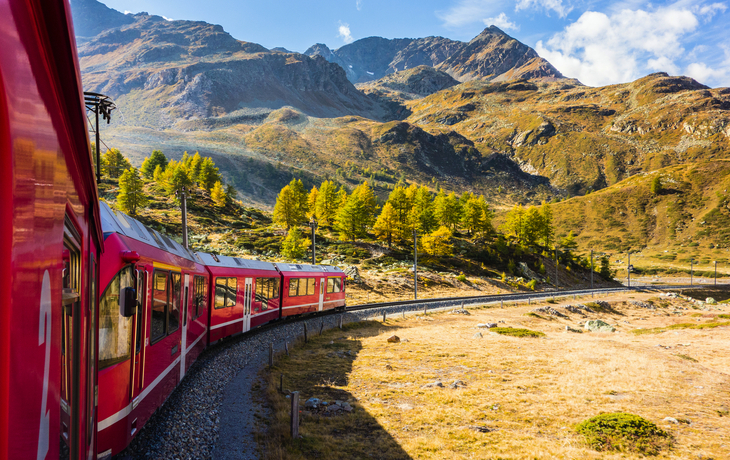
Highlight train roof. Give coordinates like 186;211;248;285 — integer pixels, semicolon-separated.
100;201;197;263
196;252;277;272
273;263;345;274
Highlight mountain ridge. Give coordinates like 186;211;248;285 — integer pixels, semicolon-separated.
304;26;564;85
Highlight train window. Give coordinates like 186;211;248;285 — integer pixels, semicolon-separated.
151;270;168;344
226;278;238;307
215;278;226;308
288;278;316;297
193;276;207;318
255;277;279;310
215;277;237;308
327;277;342;293
169;273;181;333
99;266;135;369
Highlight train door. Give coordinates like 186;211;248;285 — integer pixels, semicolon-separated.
318;277;325;311
61;220;82;460
180;274;190;381
243;278;252;332
131;268;147;403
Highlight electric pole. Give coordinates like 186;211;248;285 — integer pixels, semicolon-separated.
178;187;189;249
590;249;594;290
84;92;116;184
413;229;418;300
309;218;317;265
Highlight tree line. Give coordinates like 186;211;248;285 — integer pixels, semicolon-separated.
98;146;233;216
273;179;494;258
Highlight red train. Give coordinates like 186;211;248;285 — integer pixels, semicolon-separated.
95;204;346;458
1;2;347;458
0;0;104;459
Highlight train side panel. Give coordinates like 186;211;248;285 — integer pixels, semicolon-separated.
0;0;102;459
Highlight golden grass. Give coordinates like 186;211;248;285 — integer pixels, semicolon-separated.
261;292;730;459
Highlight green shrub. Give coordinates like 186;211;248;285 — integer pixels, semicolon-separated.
456;273;467;282
491;327;545;338
576;412;672;455
526;279;536;290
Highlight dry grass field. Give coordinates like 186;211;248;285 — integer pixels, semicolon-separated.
261;289;730;459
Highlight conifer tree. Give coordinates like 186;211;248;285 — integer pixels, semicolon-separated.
288;179;308;224
539;201;554;247
307;186;319;219
421;226;453;256
281;227;310;260
522;206;543;246
211;181;226;208
273;185;297;230
335;193;367;241
117;168;148;216
188;152;203;183
140;150;168;179
386;186;412;241
314;180;338;226
435;191;462;230
225;184;237;203
409;186;436;234
502;204;527;241
153;164;164;182
101;148;132;178
461;196;484;236
353;181;378;228
163;160;193;197
198;157;221;191
373;202;398;247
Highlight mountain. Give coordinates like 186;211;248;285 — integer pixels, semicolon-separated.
304;26;564;84
404;73;730;195
70;0;134;39
77;11;384;126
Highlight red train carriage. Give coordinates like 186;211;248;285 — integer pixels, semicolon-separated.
199;253;281;343
0;0;103;459
96;203;208;458
275;263;347;317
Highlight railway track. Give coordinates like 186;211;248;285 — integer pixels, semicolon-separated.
345;283;726;313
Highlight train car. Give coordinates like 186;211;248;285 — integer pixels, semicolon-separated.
0;1;104;459
96;203;209;458
199;253;281;343
275;263;347;317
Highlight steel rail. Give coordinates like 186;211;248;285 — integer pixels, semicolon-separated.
344;283;728;312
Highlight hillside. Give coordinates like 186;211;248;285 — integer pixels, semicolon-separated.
73;0;730;261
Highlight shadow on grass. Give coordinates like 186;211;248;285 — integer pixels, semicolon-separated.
263;320;413;460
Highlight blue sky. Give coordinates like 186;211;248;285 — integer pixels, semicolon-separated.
102;0;729;87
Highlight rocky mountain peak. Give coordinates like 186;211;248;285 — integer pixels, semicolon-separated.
469;25;508;43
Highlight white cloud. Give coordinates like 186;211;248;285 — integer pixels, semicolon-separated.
439;0;502;28
685;44;730;84
484;12;519;30
696;2;727;19
536;7;700;86
515;0;571;18
162;16;174;21
356;0;363;11
124;10;132;14
338;22;354;44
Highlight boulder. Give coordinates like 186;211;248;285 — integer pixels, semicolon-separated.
473;332;483;339
387;335;400;343
421;381;444;389
584;320;616;332
706;297;717;304
477;323;498;328
304;397;321;409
